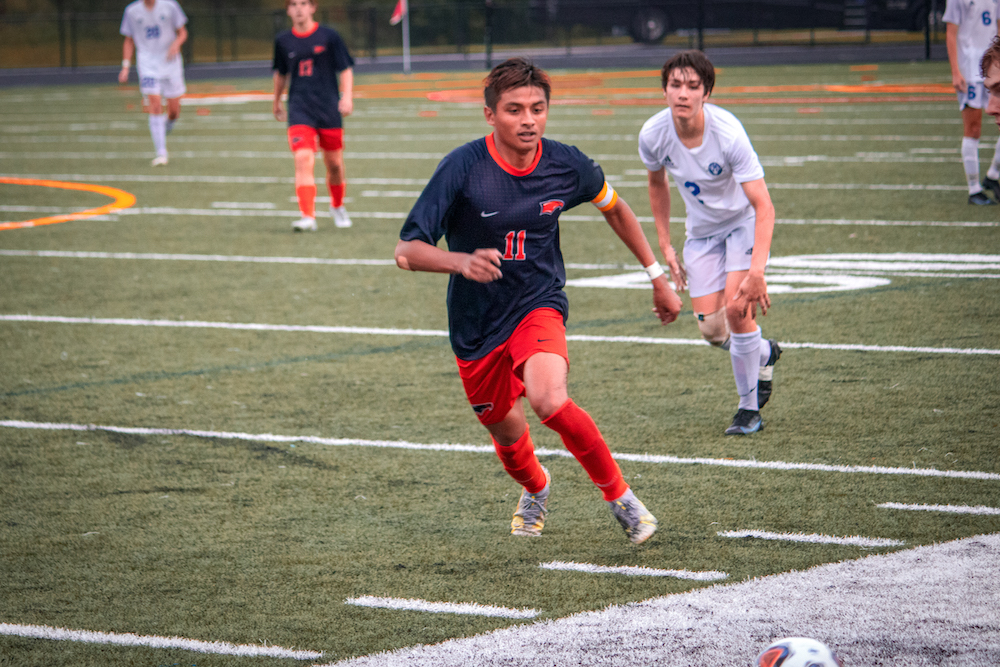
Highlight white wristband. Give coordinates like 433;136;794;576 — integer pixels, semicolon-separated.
122;60;130;68
644;261;665;281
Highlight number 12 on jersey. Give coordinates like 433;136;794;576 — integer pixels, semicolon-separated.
502;230;527;260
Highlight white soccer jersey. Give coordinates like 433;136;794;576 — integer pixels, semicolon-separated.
120;0;187;80
943;0;1000;85
638;103;765;240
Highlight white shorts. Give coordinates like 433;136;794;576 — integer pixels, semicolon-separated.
139;69;186;100
683;214;762;298
958;82;989;111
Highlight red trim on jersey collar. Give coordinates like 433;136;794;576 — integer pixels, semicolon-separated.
486;133;543;177
292;22;319;38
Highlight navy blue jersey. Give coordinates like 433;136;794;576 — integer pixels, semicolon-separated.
273;25;354;129
400;135;608;360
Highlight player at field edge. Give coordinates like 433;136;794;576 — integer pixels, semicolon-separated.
639;50;779;436
944;0;1000;205
273;0;355;231
394;58;683;544
118;0;188;167
983;36;1000;129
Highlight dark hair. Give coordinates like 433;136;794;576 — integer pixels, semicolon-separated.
982;35;1000;77
286;0;316;7
661;50;716;96
483;57;551;110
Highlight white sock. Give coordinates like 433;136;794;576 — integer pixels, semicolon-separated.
987;137;1000;181
149;113;167;157
962;136;982;194
730;328;762;411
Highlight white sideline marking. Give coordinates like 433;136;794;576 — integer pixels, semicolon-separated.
0;622;321;660
539;561;728;581
718;530;904;548
344;596;539;619
2;421;998;481
877;502;1000;515
2;314;999;356
0;249;397;266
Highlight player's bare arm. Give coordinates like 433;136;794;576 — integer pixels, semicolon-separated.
119;37;135;84
601;198;682;324
732;178;775;318
394;239;503;283
167;25;188;60
646;166;688;291
947;23;967;93
338;68;354;117
272;71;288;121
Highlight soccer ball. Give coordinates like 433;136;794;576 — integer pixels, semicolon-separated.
756;637;843;667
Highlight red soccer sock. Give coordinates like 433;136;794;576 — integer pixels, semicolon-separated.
492;427;548;494
542;399;627;501
328;182;345;208
296;184;316;218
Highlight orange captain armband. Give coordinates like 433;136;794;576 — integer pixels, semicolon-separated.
591;181;618;212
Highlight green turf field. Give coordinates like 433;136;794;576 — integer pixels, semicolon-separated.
1;61;999;666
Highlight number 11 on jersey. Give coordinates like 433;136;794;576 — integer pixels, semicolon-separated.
502;230;527;260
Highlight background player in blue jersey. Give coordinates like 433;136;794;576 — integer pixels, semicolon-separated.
395;58;682;545
273;0;355;231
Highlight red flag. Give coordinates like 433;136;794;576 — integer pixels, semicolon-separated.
390;0;407;25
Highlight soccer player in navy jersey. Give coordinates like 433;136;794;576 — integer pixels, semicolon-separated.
395;58;682;544
273;0;355;231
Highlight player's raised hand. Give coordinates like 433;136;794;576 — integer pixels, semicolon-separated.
461;248;503;283
733;272;770;319
651;275;682;324
662;245;687;292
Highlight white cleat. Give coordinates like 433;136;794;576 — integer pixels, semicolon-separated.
151;154;169;167
609;488;658;544
331;205;353;228
291;216;317;232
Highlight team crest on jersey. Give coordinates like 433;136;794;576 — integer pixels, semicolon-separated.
472;402;495;416
708;162;723;175
539;199;565;215
313;45;326;54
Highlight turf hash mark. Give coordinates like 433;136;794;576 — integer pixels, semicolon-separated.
539;561;728;580
345;597;540;619
0;622;322;659
717;530;905;547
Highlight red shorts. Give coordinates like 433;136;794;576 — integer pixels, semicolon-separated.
456;308;569;426
287;125;343;153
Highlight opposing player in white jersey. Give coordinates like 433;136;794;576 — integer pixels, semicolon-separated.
944;0;1000;204
638;50;778;436
119;0;188;167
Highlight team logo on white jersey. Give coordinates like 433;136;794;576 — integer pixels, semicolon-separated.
708;162;723;176
662;155;674;166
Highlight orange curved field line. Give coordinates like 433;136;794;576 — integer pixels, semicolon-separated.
0;177;137;231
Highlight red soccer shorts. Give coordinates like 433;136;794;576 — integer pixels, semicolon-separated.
287;125;343;153
456;308;569;426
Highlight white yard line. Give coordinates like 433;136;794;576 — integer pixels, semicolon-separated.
539;561;728;580
344;597;539;619
2;420;998;481
0;622;321;659
2;314;999;356
717;530;904;547
877;502;1000;515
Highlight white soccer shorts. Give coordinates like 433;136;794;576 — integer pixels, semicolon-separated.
958;81;989;111
683;213;763;298
139;70;186;100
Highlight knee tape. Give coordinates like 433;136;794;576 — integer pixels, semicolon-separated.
696;309;730;348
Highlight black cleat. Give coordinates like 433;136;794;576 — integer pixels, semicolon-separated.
757;339;782;410
969;191;997;206
725;409;763;435
983;177;1000;201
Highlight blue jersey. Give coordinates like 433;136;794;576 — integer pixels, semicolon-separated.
400;134;609;360
273;24;354;129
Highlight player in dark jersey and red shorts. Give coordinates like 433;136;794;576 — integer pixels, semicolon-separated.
395;58;683;544
273;0;355;231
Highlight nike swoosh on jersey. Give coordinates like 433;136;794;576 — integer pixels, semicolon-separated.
481;211;499;217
